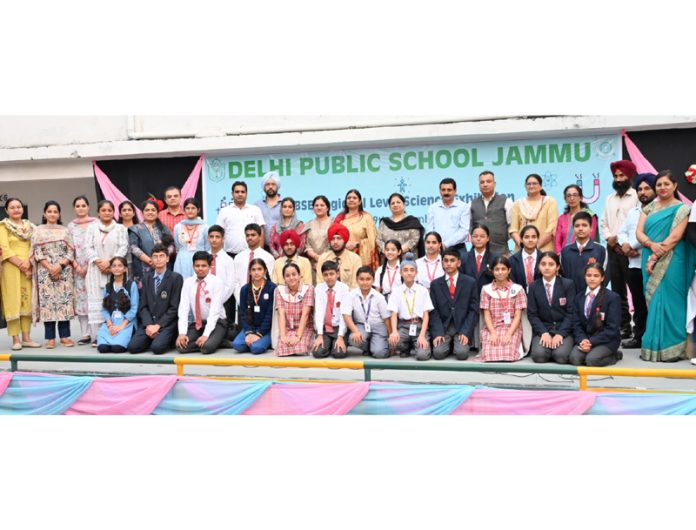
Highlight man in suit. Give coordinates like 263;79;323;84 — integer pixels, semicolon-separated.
128;244;184;354
430;249;479;360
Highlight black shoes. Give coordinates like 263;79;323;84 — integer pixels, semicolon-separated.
620;329;633;339
621;338;641;349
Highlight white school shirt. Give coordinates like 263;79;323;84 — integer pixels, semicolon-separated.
387;283;434;320
314;281;350;335
233;246;275;302
373;263;403;295
216;203;266;254
178;273;225;337
415;256;444;289
210;249;235;303
342;288;391;328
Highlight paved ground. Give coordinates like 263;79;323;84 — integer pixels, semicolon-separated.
2;321;696;391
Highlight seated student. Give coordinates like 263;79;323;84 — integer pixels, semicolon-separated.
176;251;228;355
509;224;542;291
316;224;363;289
462;222;495;295
479;256;527;362
271;229;313;286
233;223;275;317
274;262;316;357
387;253;434;360
342;266;392;359
416;231;444;289
560;211;608;292
312;261;350;358
97;257;139;353
128;244;184;354
429;249;479;360
232;258;276;354
527;251;576;363
374;239;403;301
207;225;236;328
568;263;622;366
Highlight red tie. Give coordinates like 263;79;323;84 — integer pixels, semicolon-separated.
324;288;335;333
247;250;255;282
448;275;456;299
211;253;217;275
476;254;482;274
195;279;205;330
578;244;585;254
546;283;553;305
525;255;534;285
585;292;596;319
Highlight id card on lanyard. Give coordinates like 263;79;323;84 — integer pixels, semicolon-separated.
403;289;419;336
360;294;373;333
496;285;512;325
424;259;440;284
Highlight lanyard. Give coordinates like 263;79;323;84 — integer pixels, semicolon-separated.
251;281;265;306
403;288;417;319
424;258;440;282
359;293;373;321
385;264;398;291
493;282;512;314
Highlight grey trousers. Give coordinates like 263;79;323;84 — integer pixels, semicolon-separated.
396;320;431;361
569;345;618;366
432;322;470;360
312;331;348;359
347;322;390;359
530;334;574;364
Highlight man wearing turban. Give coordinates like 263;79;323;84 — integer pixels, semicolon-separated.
255;171;282;249
316;224;363;289
270;229;313;286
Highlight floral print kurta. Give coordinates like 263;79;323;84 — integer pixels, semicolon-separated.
32;225;75;322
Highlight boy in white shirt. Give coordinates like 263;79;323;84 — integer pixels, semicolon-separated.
312;261;349;358
233;223;275;304
207;225;236;328
388;253;434;360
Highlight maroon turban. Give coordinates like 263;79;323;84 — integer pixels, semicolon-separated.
610;160;637;179
327;223;350;243
280;229;301;248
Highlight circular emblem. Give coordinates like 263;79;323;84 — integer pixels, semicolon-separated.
207;159;224;183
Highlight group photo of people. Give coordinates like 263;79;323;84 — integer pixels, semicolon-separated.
2;159;696;367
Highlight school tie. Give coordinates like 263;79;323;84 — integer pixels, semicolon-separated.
476;254;482;274
585;291;595;319
448;275;456;299
578;244;585;254
545;282;553;305
210;253;217;275
195;279;206;330
154;273;161;295
324;288;335;333
525;255;534;285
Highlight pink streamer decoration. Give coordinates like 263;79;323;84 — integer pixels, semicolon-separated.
65;375;178;415
243;382;370;415
181;156;203;201
0;372;13;397
622;130;692;206
93;161;144;222
452;388;596;415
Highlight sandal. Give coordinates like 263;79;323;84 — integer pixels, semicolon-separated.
11;343;22;351
60;339;75;347
21;340;41;348
45;339;56;349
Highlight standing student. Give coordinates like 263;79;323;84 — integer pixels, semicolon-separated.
416;231;444;289
560;211;608;293
374;239;403;301
96;257;139;353
176;251;228;355
233;223;275;304
128;244;183;355
207;225;237;330
429;249;479;360
233;258;276;354
172;198;209;279
31;201;76;348
316;224;363;289
509;224;542;291
479;256;527;362
274;262;316;357
387;253;434;360
0;197;38;349
527;252;576;363
342;266;392;358
462;222;495;295
270;229;314;286
68;195;97;345
569;263;622;366
312;260;350;358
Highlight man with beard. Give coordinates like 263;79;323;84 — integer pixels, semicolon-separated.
316;224;362;289
617;173;656;349
600;160;639;339
255;171;282;249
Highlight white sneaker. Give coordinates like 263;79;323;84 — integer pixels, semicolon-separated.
690;358;696;366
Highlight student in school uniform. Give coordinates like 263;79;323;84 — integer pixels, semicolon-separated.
461;222;495;295
96;257;139;354
415;231;444;289
560;211;608;293
527;251;576;363
312;260;350;358
270;229;313;286
316;224;363;289
176;251;228;355
387;253;434;360
128;244;183;354
233;223;275;307
207;225;237;331
429;248;479;360
568;262;622;366
342;266;392;358
374;239;403;301
509;224;543;291
232;258;276;354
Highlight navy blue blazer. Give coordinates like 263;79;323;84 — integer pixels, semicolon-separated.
509;249;543;291
571;287;621;352
526;277;576;338
138;270;183;330
461;248;495;295
560;240;609;292
429;273;479;342
238;281;277;336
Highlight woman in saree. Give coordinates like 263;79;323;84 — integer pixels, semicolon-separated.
636;170;695;362
334;188;379;270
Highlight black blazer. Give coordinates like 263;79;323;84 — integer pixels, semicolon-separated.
527;277;576;338
509;249;543;291
571;287;621;352
138;270;183;330
429;273;479;342
461;248;495;294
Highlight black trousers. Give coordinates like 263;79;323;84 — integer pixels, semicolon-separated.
626;267;647;341
608;249;632;333
178;319;228;355
128;325;178;355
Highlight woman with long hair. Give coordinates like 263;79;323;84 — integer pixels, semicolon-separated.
334;189;379;269
376;192;424;258
233;258;277;354
269;197;309;258
304;195;333;284
96;256;139;353
554;184;598;253
129;199;175;284
510;174;559;252
172;197;209;279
